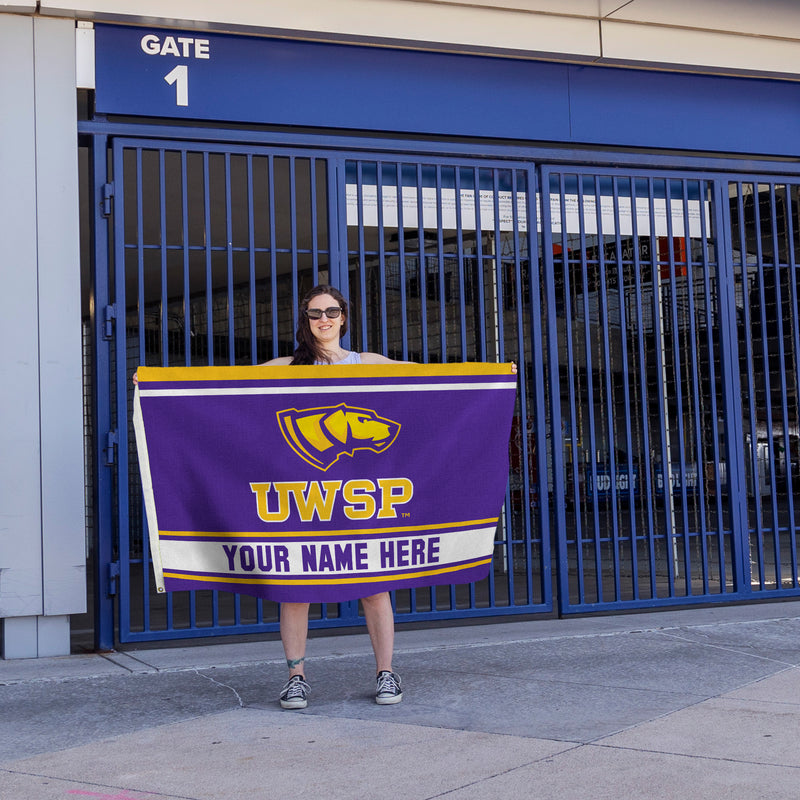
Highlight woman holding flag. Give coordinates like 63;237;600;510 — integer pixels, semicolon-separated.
135;283;515;710
265;285;406;710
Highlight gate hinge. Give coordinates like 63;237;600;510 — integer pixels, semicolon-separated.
101;182;114;217
105;429;118;466
103;303;117;340
107;561;120;597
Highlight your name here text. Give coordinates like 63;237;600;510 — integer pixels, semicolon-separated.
221;538;441;574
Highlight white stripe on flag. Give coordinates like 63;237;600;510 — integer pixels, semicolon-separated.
139;381;517;398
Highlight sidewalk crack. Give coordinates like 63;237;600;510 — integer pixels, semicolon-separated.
194;669;244;707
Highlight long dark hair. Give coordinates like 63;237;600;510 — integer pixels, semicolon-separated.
291;285;349;365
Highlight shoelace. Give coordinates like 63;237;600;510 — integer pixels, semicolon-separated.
376;672;400;695
282;677;310;698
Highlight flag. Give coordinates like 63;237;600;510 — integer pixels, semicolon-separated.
133;363;517;603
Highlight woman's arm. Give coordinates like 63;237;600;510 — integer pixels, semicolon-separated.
261;356;294;366
134;356;298;383
359;352;410;364
360;352;517;373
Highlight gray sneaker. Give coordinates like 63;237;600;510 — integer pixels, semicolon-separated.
375;670;403;705
279;675;310;709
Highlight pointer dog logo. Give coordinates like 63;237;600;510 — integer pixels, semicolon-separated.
277;403;401;470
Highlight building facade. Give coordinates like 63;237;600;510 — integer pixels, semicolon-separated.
4;1;800;657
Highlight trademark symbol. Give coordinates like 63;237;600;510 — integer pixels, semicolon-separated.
402;512;411;518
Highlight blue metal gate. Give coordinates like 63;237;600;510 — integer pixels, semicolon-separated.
110;138;336;641
103;137;550;642
92;131;800;643
728;177;800;597
339;156;551;621
541;167;800;613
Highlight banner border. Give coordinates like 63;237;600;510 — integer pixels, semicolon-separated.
132;386;166;593
157;517;500;540
134;362;516;601
137;362;516;383
163;556;493;587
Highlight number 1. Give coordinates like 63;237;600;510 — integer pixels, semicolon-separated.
164;65;188;107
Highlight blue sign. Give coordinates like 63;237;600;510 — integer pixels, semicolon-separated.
93;24;800;157
654;463;699;496
92;23;570;137
95;25;222;119
585;465;639;501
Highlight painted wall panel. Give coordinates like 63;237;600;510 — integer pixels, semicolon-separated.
38;0;800;42
25;1;800;79
602;0;800;40
568;63;800;156
0;14;43;618
34;17;86;615
602;21;800;78
40;0;601;58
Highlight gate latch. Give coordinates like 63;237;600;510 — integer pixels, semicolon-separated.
103;304;116;340
101;182;114;217
107;561;120;597
105;429;118;466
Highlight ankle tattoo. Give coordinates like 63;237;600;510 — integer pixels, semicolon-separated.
287;656;306;670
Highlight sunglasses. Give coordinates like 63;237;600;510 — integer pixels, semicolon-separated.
305;306;343;320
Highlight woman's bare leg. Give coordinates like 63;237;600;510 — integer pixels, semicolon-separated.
280;602;310;676
361;592;395;673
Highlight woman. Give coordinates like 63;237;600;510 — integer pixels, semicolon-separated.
264;285;405;710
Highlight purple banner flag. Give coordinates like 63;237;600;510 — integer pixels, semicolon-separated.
133;363;517;602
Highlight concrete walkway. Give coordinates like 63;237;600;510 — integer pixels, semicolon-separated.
3;601;800;799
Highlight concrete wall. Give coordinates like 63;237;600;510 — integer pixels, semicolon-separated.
0;14;85;658
33;0;800;80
